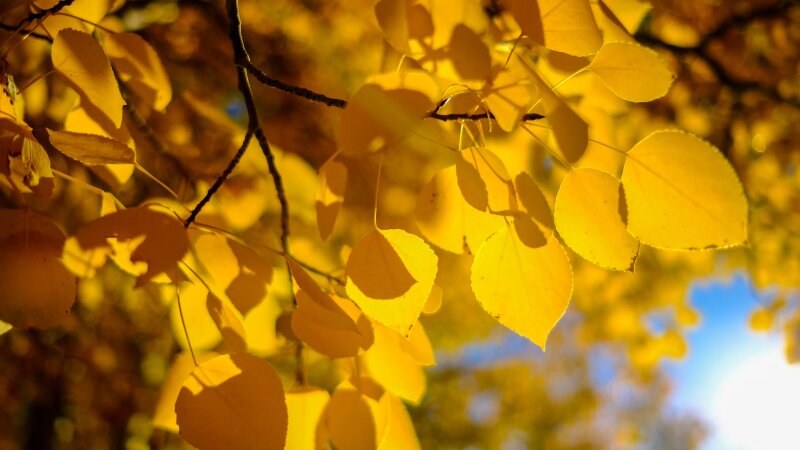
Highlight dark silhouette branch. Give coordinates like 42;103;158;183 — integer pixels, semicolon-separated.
243;59;545;122
13;0;75;32
184;129;253;228
224;0;304;385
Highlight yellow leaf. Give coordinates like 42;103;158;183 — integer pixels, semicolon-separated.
513;0;602;56
416;165;505;254
346;229;416;300
207;293;248;353
48;129;135;164
462;147;515;213
338;72;438;156
483;69;532;132
364;323;426;403
374;0;410;53
193;234;273;315
554;168;639;271
36;0;114;35
8;135;54;197
316;160;348;240
532;74;588;163
101;31;173;111
153;352;218;432
621;131;748;249
422;284;443;314
170;283;221;352
347;229;437;336
323;386;379;450
176;353;288;450
448;24;491;80
400;321;436;366
0;209;76;328
72;206;189;286
51;29;125;129
589;42;675;102
471;225;573;349
378;394;421;450
513;172;554;231
292;289;371;358
285;387;330;450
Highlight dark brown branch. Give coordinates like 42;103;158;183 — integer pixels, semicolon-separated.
0;23;51;41
13;0;75;32
184;129;253;228
243;59;545;122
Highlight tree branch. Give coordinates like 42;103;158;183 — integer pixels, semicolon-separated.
12;0;75;32
225;0;303;384
243;59;545;122
184;129;253;228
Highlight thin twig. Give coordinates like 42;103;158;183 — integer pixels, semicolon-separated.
243;58;546;122
14;0;75;31
184;129;254;228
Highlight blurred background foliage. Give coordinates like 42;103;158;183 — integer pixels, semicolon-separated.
0;0;799;449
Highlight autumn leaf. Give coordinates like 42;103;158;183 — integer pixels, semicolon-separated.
471;224;573;349
47;129;135;165
51;29;126;129
175;352;288;450
555;168;639;271
100;31;173;111
70;206;189;286
589;42;675;102
346;229;417;300
621;130;748;250
346;229;438;335
0;209;76;328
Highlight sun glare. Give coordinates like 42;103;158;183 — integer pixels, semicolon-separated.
710;347;800;450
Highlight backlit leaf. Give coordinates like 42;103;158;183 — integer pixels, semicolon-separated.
176;353;288;450
316;159;348;240
347;229;437;335
48;129;135;165
72;207;189;286
416;165;504;254
364;323;426;403
0;209;76;328
323;388;377;450
555;168;639;271
338;72;438;156
285;387;330;450
471;225;573;349
621;131;748;249
51;29;125;128
292;289;371;358
589;42;675;102
101;31;172;111
153;352;218;432
532;74;588;163
513;0;602;56
448;24;491;81
346;229;416;300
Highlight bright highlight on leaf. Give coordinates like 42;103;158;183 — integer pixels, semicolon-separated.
513;0;603;56
48;129;136;165
0;209;76;328
51;29;126;128
589;42;675;102
175;353;288;450
471;225;573;349
621;130;748;250
285;387;330;450
346;229;438;335
555;168;639;271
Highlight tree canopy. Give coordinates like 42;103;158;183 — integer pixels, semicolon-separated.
0;0;798;449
